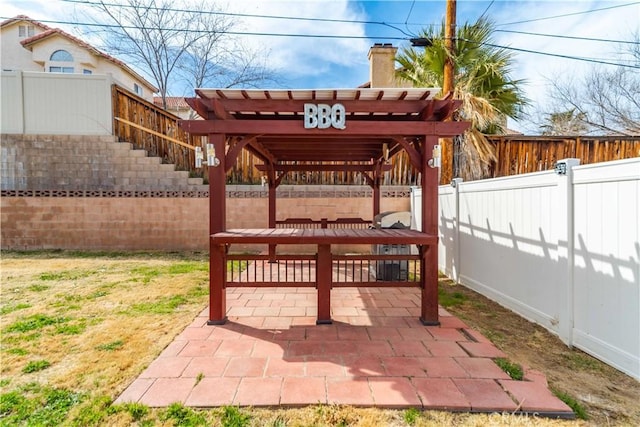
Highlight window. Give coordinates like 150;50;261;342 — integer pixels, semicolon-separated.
49;66;74;73
18;25;35;38
133;83;143;96
83;69;92;75
50;50;73;61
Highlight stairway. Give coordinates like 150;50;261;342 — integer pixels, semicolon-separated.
1;134;207;192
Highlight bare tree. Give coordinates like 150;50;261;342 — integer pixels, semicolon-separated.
81;0;276;108
178;28;279;94
539;109;589;135
545;33;640;136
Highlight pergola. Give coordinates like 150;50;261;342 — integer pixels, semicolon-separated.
180;88;469;326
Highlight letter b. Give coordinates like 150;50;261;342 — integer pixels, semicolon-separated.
304;103;318;129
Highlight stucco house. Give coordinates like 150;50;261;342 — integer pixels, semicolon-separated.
0;15;157;101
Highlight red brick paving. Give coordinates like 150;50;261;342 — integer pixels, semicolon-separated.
234;377;282;406
281;377;326;406
412;378;470;410
327;377;374;406
115;287;574;418
368;377;422;408
453;378;519;412
500;380;573;413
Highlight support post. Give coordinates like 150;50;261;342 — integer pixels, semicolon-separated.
420;135;440;325
209;243;227;324
268;176;277;262
557;158;580;345
442;0;457;184
316;244;332;324
452;177;463;283
373;166;382;219
208;133;227;325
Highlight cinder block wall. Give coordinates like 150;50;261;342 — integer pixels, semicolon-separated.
1;134;412;252
1;193;410;252
0;134;204;191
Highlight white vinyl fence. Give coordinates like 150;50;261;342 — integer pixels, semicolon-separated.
1;71;113;135
413;158;640;380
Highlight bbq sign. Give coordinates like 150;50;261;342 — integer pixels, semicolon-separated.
303;103;346;130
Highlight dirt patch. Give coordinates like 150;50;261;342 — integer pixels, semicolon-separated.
438;279;640;426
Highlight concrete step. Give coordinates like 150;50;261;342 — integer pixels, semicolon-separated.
2;135;207;192
187;177;204;185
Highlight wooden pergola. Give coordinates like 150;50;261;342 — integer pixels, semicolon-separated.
180;88;469;326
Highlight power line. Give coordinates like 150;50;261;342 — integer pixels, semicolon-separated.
496;1;640;27
405;0;417;25
59;0;416;35
47;0;640;48
59;0;640;37
2;17;406;41
496;29;640;45
403;0;419;37
6;15;636;69
478;0;495;21
459;38;640;69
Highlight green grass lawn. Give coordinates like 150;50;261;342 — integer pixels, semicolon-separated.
0;251;608;426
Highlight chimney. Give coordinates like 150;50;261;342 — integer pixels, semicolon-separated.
368;43;398;88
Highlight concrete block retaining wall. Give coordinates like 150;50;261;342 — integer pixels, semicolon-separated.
1;189;410;252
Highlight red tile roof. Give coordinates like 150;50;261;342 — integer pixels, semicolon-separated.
0;15;51;30
7;15;158;93
153;96;191;110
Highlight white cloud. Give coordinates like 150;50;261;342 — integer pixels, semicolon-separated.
227;0;371;79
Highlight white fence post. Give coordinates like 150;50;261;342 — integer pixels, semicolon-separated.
452;178;463;283
555;158;580;346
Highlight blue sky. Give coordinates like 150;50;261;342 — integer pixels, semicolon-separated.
2;0;638;131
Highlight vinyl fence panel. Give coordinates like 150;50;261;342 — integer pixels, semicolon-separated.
426;158;640;380
572;159;640;379
1;71;113;135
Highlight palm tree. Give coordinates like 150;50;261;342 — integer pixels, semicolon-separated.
396;17;528;180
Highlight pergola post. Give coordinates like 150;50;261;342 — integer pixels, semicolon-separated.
268;169;277;261
420;135;440;325
372;164;383;219
373;181;381;220
208;133;227;325
316;244;332;324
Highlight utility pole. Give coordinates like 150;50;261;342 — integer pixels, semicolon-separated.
443;0;456;95
442;0;457;183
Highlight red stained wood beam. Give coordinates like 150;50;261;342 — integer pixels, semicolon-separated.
254;164;393;172
361;171;374;187
211;98;233;120
247;140;278;164
225;136;256;172
185;97;211;120
180;119;470;137
214;99;435;114
437;101;455;121
391;136;422;170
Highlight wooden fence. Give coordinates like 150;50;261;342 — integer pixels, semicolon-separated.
225;136;640;185
111;88;639;185
488;136;640;179
112;85;205;174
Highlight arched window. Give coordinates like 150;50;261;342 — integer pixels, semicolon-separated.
50;50;73;61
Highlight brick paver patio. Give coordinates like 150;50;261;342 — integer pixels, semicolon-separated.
116;286;573;417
